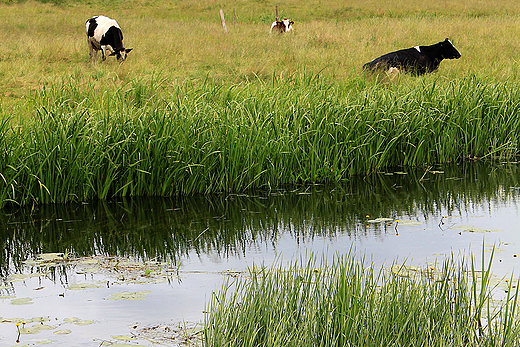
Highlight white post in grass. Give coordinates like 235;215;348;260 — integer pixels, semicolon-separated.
219;9;227;33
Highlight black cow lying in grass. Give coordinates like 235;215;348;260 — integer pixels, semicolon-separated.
363;38;461;75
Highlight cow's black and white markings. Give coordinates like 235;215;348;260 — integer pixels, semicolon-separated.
363;38;461;75
270;19;294;33
86;15;132;62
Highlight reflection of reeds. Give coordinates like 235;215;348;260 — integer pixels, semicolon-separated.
2;77;520;209
204;249;520;346
1;162;520;278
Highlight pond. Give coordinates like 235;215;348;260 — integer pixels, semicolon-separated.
1;162;520;346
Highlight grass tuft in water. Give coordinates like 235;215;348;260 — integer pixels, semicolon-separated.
204;249;520;346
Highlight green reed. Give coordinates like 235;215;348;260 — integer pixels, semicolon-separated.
204;249;520;346
2;75;520;207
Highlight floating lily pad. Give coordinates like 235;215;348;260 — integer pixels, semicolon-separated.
67;283;103;290
108;291;152;301
112;335;136;340
0;295;16;300
367;217;394;223
22;260;40;266
20;324;54;334
76;267;99;274
397;220;422;226
8;273;46;281
80;259;99;264
11;297;33;305
63;317;80;323
74;319;95;326
36;253;65;262
118;261;145;268
34;338;55;344
453;225;501;233
128;278;166;285
25;317;50;324
54;329;72;335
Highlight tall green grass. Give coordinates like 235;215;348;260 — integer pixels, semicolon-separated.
204;248;520;346
2;75;520;207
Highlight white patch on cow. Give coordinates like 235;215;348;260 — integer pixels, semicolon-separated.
87;16;120;43
414;46;421;53
282;19;293;32
270;19;293;33
387;67;400;77
86;15;122;61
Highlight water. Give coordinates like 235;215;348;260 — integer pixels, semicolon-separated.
1;162;520;346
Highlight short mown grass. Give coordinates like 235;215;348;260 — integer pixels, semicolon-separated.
204;248;520;346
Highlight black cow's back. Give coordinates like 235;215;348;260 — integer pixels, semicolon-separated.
363;47;430;75
363;39;461;75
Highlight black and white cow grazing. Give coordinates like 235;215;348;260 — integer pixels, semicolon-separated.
363;38;461;75
270;19;294;33
86;15;132;62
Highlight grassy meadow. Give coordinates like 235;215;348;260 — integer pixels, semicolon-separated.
2;0;520;206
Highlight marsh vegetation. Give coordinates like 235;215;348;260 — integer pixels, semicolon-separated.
2;0;520;207
205;250;520;346
3;2;520;344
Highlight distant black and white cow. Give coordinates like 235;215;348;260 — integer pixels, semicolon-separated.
363;38;461;75
86;15;132;63
270;19;294;33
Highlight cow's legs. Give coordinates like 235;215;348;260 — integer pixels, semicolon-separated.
87;39;98;62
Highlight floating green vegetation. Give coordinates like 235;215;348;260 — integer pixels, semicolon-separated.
204;248;520;346
19;324;54;334
67;283;103;290
63;317;95;325
108;291;152;301
130;322;204;346
15;254;180;286
53;329;72;335
10;298;32;305
454;225;502;233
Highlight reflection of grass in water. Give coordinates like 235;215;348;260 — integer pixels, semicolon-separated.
205;248;520;346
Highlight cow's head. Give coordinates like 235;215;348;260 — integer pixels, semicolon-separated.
282;19;294;32
110;48;133;62
440;38;461;60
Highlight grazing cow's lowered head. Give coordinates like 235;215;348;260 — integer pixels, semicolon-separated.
363;38;461;75
270;19;294;33
86;15;132;63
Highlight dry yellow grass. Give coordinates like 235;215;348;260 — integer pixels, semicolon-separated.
1;0;520;115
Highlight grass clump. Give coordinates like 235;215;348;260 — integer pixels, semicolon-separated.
2;75;520;208
204;248;520;346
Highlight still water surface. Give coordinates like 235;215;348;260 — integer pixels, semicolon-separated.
1;162;520;346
